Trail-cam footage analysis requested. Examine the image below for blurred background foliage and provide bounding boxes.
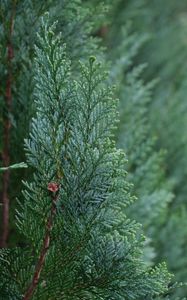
[107,1,187,298]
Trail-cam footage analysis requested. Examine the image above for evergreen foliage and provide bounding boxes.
[0,16,172,300]
[0,0,108,246]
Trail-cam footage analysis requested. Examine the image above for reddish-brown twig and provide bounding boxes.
[23,189,59,300]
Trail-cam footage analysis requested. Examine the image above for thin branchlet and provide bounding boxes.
[23,187,60,300]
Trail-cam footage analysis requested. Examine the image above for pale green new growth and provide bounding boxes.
[0,163,28,172]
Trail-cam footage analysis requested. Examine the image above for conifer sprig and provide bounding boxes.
[0,13,172,300]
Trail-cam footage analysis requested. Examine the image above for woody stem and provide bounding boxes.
[23,192,58,300]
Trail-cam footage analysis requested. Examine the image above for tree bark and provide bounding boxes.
[0,3,16,248]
